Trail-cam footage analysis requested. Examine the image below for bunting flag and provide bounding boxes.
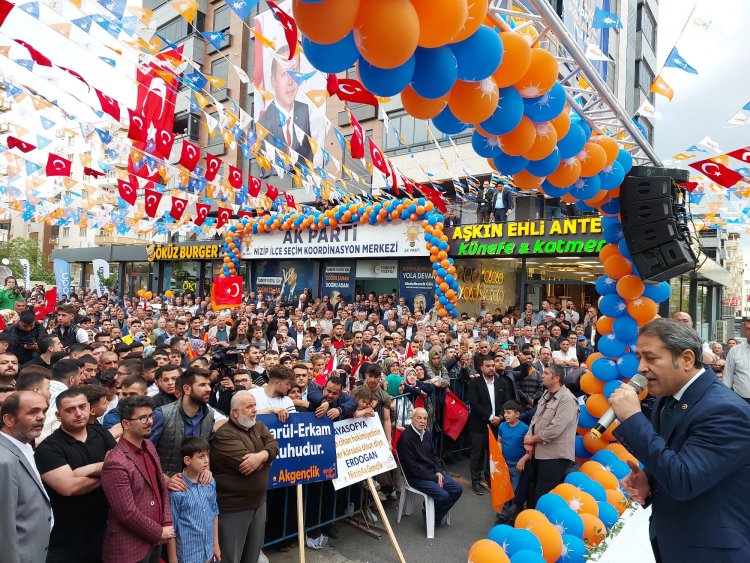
[419,183,448,212]
[665,47,698,74]
[211,275,243,310]
[45,154,72,177]
[727,146,750,164]
[194,202,211,225]
[0,0,14,27]
[118,176,138,205]
[284,191,296,209]
[205,153,222,181]
[227,0,257,21]
[689,158,743,188]
[14,39,52,67]
[350,112,365,159]
[442,389,468,440]
[266,1,298,60]
[368,138,388,173]
[327,74,378,107]
[155,129,175,159]
[227,165,242,189]
[248,174,262,197]
[592,7,623,29]
[488,426,515,512]
[95,89,121,121]
[127,110,149,143]
[7,136,36,152]
[169,196,187,219]
[83,167,105,179]
[179,140,201,170]
[266,183,279,202]
[170,0,198,23]
[650,76,674,101]
[143,187,162,217]
[216,206,231,228]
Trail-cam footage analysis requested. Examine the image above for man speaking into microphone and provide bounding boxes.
[609,318,750,562]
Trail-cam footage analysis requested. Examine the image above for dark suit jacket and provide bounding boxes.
[464,373,514,433]
[614,369,750,562]
[101,438,171,563]
[491,189,514,210]
[258,100,313,163]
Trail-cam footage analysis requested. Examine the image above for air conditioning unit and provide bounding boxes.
[715,320,729,343]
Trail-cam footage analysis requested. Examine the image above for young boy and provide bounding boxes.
[352,386,376,418]
[496,400,530,524]
[168,437,221,563]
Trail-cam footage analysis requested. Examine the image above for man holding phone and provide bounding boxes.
[6,310,45,365]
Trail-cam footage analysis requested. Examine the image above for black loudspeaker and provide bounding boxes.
[620,174,696,282]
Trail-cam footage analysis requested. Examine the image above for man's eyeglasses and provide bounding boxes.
[126,413,154,424]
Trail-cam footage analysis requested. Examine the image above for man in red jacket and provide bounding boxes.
[101,395,174,563]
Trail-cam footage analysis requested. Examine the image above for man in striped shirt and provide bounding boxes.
[723,318,750,404]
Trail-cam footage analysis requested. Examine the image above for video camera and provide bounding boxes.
[209,344,248,379]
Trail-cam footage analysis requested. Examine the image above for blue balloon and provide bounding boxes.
[480,87,524,135]
[302,33,359,74]
[492,151,529,175]
[568,175,601,201]
[550,507,585,538]
[613,315,639,342]
[603,379,622,399]
[592,357,620,382]
[643,281,671,303]
[597,501,619,530]
[616,149,633,173]
[540,180,571,198]
[571,114,592,139]
[575,200,595,213]
[595,275,617,296]
[536,493,569,518]
[564,473,606,502]
[591,450,621,469]
[599,161,625,190]
[617,237,631,258]
[609,459,632,480]
[524,82,566,122]
[557,122,587,159]
[560,534,588,563]
[488,523,514,547]
[444,274,455,284]
[575,435,591,460]
[431,106,468,135]
[578,404,598,428]
[510,550,546,563]
[472,130,503,158]
[527,148,561,176]
[450,25,503,81]
[358,55,415,97]
[505,528,542,557]
[602,222,623,244]
[599,294,627,318]
[598,334,627,359]
[601,196,620,215]
[410,46,458,99]
[437,268,447,277]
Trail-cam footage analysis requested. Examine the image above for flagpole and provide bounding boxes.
[296,484,306,563]
[366,477,406,563]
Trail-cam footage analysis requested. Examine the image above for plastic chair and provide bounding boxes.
[396,465,451,539]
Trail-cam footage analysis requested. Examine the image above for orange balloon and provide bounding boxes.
[606,489,629,515]
[605,443,639,466]
[585,394,610,419]
[603,255,633,279]
[448,78,499,124]
[570,489,599,517]
[585,190,610,207]
[591,135,619,166]
[616,275,645,300]
[601,420,620,442]
[577,142,608,177]
[516,48,558,98]
[523,122,558,160]
[499,115,536,156]
[584,466,619,491]
[550,105,571,138]
[534,522,563,563]
[552,483,582,504]
[514,509,549,530]
[293,0,362,44]
[580,371,605,395]
[513,169,544,190]
[546,158,581,187]
[598,243,621,263]
[354,0,419,69]
[627,297,658,325]
[412,0,468,47]
[586,352,605,371]
[580,513,607,547]
[401,86,450,119]
[493,32,532,87]
[582,431,608,455]
[467,539,511,563]
[453,0,489,42]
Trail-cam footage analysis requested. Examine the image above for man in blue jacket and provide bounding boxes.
[610,318,750,563]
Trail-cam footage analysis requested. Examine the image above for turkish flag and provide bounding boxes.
[369,138,388,173]
[228,165,243,189]
[59,66,87,85]
[443,389,469,440]
[205,154,222,181]
[211,275,243,310]
[136,46,182,136]
[216,207,232,228]
[34,287,57,321]
[46,154,72,177]
[128,109,149,143]
[143,187,162,217]
[688,158,742,188]
[385,159,399,195]
[266,183,279,202]
[248,174,262,197]
[267,1,298,60]
[118,176,138,205]
[238,210,254,220]
[419,183,448,213]
[727,146,750,164]
[0,0,14,28]
[7,136,35,152]
[284,191,296,208]
[350,112,365,159]
[155,129,175,159]
[95,89,121,121]
[14,39,52,67]
[169,197,187,220]
[84,167,105,179]
[194,202,211,225]
[327,74,378,107]
[179,141,201,170]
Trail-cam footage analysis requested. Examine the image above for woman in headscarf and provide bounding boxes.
[425,347,450,389]
[386,374,414,430]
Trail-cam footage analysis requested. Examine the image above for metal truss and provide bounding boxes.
[489,0,662,167]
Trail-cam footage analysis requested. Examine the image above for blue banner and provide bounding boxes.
[322,264,355,304]
[254,260,314,303]
[398,259,435,312]
[258,412,337,489]
[53,258,71,298]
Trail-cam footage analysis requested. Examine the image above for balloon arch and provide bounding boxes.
[220,1,673,560]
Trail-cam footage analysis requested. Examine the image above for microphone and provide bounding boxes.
[589,374,649,438]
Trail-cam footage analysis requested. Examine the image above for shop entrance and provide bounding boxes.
[523,280,598,314]
[357,279,398,298]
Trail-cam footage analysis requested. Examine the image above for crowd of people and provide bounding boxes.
[0,272,744,562]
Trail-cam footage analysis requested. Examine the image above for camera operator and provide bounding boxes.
[0,276,25,311]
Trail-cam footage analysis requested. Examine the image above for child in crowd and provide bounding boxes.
[168,437,220,563]
[496,400,530,524]
[352,386,376,418]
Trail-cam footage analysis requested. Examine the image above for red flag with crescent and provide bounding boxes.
[0,0,14,28]
[228,165,243,189]
[205,154,222,181]
[84,167,105,179]
[136,46,182,134]
[248,174,262,197]
[127,109,149,143]
[727,146,750,165]
[349,112,365,159]
[238,210,254,220]
[45,154,71,177]
[14,39,51,67]
[327,74,378,107]
[143,187,162,217]
[216,207,231,228]
[118,175,138,205]
[211,275,243,310]
[155,129,175,159]
[7,136,36,152]
[419,183,448,213]
[266,1,298,60]
[368,138,388,174]
[169,196,187,220]
[688,158,742,188]
[266,183,279,202]
[34,287,57,321]
[194,202,211,226]
[284,191,296,209]
[179,141,200,171]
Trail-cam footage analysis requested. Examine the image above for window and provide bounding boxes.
[62,227,70,238]
[210,59,229,100]
[635,59,654,92]
[637,3,656,48]
[635,116,654,144]
[383,112,470,154]
[210,5,231,50]
[80,227,87,237]
[157,17,191,45]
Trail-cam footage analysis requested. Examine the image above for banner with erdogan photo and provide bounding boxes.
[253,0,326,175]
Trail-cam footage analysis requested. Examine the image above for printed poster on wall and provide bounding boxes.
[399,259,435,313]
[322,264,355,304]
[254,260,314,302]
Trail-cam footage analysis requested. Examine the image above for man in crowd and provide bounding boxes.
[723,317,750,404]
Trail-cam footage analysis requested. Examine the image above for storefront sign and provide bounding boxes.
[356,260,398,279]
[146,243,221,262]
[399,260,435,311]
[447,217,605,258]
[331,415,397,491]
[260,413,337,489]
[254,261,315,300]
[322,265,355,303]
[241,223,429,259]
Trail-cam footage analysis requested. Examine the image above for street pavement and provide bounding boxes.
[266,457,496,563]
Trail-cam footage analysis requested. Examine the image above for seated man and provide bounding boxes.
[396,407,462,528]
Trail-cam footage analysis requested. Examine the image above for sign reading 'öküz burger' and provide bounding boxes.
[146,243,221,262]
[446,217,606,258]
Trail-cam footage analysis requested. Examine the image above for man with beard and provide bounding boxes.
[0,391,52,562]
[35,388,117,562]
[6,309,45,365]
[0,351,19,385]
[101,395,173,563]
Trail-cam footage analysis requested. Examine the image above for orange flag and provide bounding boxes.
[488,426,514,512]
[650,75,674,101]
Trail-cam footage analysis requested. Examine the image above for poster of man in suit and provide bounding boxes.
[253,1,326,178]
